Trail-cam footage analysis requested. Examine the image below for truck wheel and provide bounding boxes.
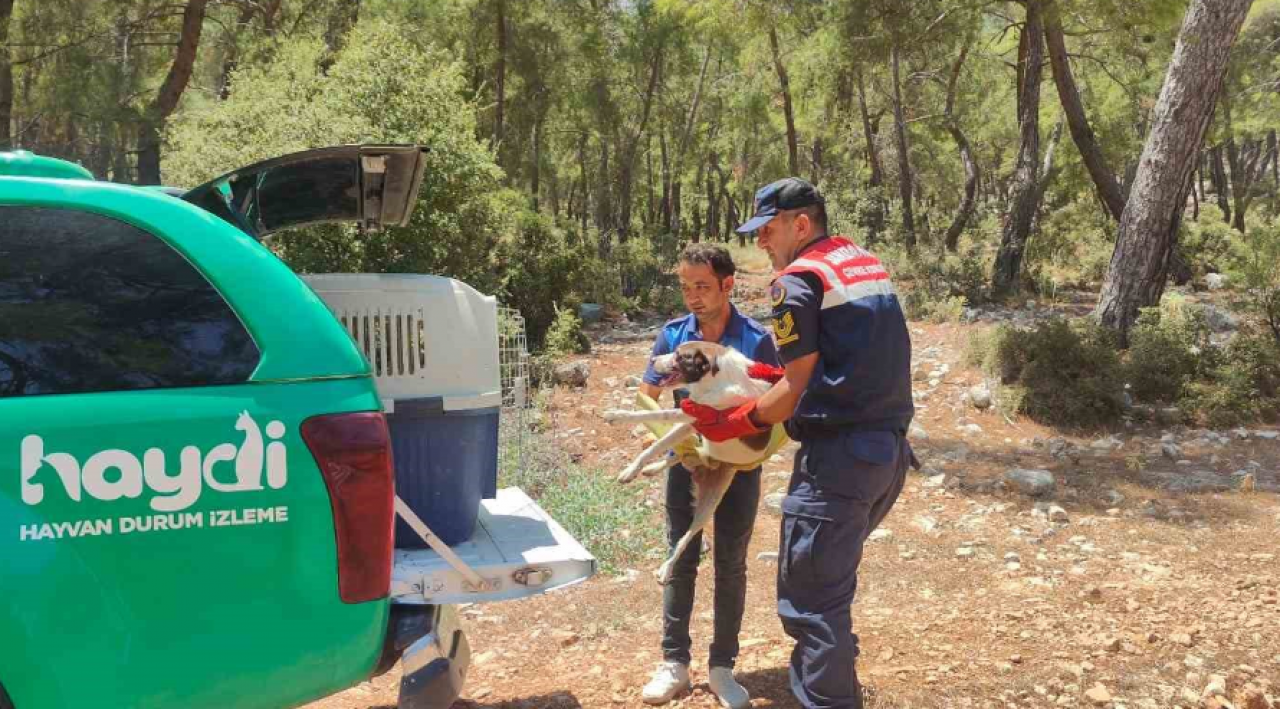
[0,682,13,709]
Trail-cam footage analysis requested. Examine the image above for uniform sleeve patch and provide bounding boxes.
[770,282,787,307]
[772,310,799,346]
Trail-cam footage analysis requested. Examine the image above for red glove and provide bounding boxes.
[746,362,785,383]
[680,399,764,442]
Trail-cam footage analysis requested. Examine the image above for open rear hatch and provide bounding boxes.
[392,488,596,605]
[182,145,427,239]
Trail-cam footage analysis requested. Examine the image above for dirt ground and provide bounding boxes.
[308,266,1280,709]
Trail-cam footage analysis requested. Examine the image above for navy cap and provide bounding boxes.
[736,177,825,234]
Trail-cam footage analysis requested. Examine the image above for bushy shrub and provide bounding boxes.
[1179,206,1235,280]
[1028,198,1115,288]
[496,209,596,344]
[1183,327,1280,426]
[166,24,510,292]
[1125,294,1214,403]
[1226,220,1280,345]
[892,242,988,322]
[972,319,1124,427]
[543,305,591,356]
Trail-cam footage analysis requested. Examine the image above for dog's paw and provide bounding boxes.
[602,409,629,422]
[616,466,640,484]
[656,559,675,586]
[640,459,669,477]
[652,353,676,374]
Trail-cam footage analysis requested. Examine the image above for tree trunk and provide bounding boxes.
[1095,0,1254,343]
[890,43,915,248]
[705,160,718,242]
[616,45,664,241]
[855,69,885,241]
[321,0,360,69]
[992,0,1046,295]
[0,0,13,149]
[531,117,541,211]
[1271,129,1279,183]
[1227,136,1248,232]
[1210,145,1231,222]
[596,140,611,245]
[769,26,799,176]
[577,134,589,235]
[711,151,738,230]
[660,128,671,229]
[811,135,823,187]
[943,42,979,252]
[672,47,711,235]
[1191,166,1200,220]
[1044,1,1127,221]
[493,0,506,153]
[136,0,208,185]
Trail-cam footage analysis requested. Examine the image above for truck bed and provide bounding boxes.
[391,487,597,605]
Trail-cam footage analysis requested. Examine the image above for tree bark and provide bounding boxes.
[493,0,506,152]
[0,0,13,150]
[710,151,739,231]
[670,47,711,236]
[890,42,915,248]
[769,26,799,176]
[1094,0,1254,343]
[531,117,541,211]
[1210,145,1231,222]
[136,0,208,185]
[943,42,979,252]
[855,69,886,241]
[616,45,664,241]
[321,0,360,69]
[1271,129,1279,183]
[1044,1,1127,221]
[992,0,1046,295]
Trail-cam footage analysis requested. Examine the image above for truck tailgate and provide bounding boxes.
[391,487,597,605]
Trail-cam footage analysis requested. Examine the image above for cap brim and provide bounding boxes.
[736,213,776,234]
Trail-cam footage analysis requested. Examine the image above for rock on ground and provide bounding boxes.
[553,361,591,387]
[1004,468,1056,497]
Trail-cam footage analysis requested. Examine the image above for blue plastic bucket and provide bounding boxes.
[386,398,499,548]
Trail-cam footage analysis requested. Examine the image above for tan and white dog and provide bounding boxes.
[603,341,777,584]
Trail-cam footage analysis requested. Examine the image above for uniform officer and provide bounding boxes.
[680,178,916,709]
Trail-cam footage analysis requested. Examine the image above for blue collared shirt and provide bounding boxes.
[642,305,780,386]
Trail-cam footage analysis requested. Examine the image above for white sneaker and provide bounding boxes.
[641,661,690,705]
[708,666,750,709]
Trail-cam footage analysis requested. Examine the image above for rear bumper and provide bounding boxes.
[373,604,470,709]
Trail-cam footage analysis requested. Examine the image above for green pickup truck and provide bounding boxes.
[0,147,595,709]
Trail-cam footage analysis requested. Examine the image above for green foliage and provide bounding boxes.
[496,209,594,344]
[167,24,510,293]
[1180,207,1236,280]
[973,319,1125,427]
[543,305,590,357]
[499,410,661,574]
[887,242,987,322]
[1183,327,1280,426]
[1225,220,1280,345]
[1125,294,1214,403]
[1028,198,1114,288]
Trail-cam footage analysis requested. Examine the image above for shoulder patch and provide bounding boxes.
[770,282,787,307]
[772,310,799,346]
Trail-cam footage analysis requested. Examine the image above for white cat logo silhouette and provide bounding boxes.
[20,412,288,512]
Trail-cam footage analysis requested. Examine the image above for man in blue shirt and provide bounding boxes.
[681,178,916,709]
[636,244,779,709]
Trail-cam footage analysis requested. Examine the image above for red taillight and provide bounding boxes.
[301,412,395,604]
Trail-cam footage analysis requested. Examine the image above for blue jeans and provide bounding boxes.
[777,431,911,709]
[661,463,761,669]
